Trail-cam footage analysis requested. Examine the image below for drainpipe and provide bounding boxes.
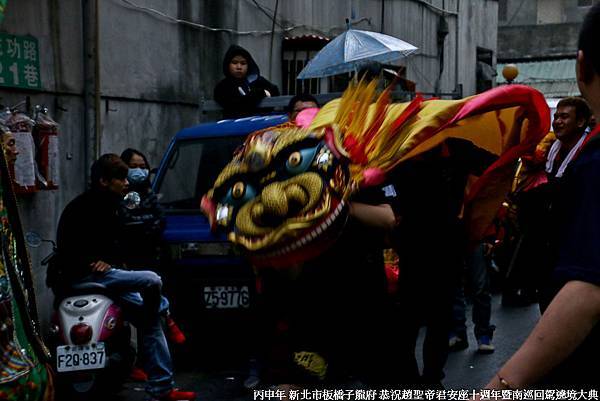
[268,0,279,78]
[435,15,449,95]
[455,0,460,96]
[381,0,385,33]
[82,0,101,185]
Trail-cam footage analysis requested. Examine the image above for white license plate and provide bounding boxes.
[56,343,106,372]
[203,285,250,309]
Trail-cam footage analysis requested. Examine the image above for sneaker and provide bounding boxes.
[243,374,260,390]
[448,334,468,352]
[155,388,197,401]
[129,366,148,382]
[165,316,186,345]
[477,335,495,354]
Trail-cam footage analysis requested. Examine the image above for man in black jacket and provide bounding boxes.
[56,154,195,401]
[214,44,280,119]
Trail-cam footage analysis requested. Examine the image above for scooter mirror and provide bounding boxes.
[25,231,42,248]
[124,191,141,210]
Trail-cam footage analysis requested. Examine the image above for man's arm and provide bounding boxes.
[349,202,396,230]
[486,279,600,389]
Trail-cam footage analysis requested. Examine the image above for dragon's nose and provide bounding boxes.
[261,182,288,217]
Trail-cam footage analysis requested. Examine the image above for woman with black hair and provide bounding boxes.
[119,149,185,346]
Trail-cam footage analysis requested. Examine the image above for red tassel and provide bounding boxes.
[389,94,424,136]
[343,135,368,165]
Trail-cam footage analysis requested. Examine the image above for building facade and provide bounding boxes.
[496,0,597,98]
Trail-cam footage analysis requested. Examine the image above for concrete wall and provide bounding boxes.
[497,0,588,61]
[500,0,591,26]
[498,22,581,59]
[498,0,538,26]
[537,0,562,24]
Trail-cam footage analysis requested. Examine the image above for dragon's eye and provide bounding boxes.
[288,151,302,167]
[232,182,245,199]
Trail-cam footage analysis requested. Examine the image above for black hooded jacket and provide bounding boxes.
[55,188,125,282]
[214,45,280,119]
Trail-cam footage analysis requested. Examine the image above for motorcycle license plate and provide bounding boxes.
[56,343,106,372]
[203,285,250,309]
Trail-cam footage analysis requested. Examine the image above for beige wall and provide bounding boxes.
[537,0,563,24]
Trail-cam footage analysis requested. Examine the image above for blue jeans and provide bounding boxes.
[452,244,495,339]
[78,268,174,396]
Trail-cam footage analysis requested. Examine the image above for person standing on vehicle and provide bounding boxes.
[55,154,196,401]
[214,45,280,119]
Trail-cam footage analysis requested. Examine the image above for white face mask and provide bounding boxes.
[127,168,149,184]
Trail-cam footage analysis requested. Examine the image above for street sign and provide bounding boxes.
[0,33,41,90]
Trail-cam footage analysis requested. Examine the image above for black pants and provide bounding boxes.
[394,241,462,386]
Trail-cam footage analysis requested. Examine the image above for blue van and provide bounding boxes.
[152,114,287,357]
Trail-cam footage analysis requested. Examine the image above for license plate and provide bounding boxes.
[203,285,250,309]
[56,343,106,372]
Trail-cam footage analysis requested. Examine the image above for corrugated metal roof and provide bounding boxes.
[497,59,580,97]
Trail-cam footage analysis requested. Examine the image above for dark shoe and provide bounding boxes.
[476,335,495,354]
[448,333,468,352]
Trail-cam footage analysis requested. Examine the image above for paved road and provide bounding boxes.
[111,295,540,400]
[440,296,540,390]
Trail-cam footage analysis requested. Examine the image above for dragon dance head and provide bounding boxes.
[202,80,550,268]
[201,121,353,267]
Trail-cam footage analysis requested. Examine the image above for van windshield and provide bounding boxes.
[155,136,245,210]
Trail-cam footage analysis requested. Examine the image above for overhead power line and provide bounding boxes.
[115,0,371,37]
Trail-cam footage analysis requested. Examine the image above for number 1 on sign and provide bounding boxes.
[8,62,18,85]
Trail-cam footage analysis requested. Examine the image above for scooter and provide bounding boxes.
[47,280,135,398]
[27,243,140,395]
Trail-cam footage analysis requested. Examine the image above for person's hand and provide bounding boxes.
[264,89,271,97]
[90,260,111,273]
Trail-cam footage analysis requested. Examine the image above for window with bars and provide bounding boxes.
[281,35,329,95]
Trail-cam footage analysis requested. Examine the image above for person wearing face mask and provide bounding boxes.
[119,148,166,270]
[119,149,186,362]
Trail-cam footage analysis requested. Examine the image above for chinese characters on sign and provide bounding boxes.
[0,33,41,90]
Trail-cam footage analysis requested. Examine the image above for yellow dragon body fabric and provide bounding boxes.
[202,81,550,268]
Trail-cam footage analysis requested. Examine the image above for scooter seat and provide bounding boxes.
[69,282,109,293]
[53,282,112,309]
